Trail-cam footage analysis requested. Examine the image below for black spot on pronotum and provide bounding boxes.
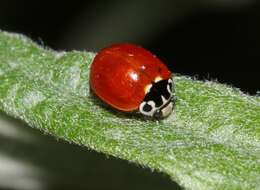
[143,103,152,112]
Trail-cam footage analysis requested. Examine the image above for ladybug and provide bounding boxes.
[90,43,174,119]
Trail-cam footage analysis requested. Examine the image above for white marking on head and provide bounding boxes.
[144,84,152,94]
[154,76,163,83]
[161,102,173,117]
[168,78,172,83]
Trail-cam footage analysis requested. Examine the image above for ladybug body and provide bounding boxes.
[90,44,174,119]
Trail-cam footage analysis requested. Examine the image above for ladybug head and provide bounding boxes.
[139,78,174,119]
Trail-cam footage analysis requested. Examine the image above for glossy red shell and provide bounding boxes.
[90,44,172,111]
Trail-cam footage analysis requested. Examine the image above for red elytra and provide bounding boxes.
[90,43,172,116]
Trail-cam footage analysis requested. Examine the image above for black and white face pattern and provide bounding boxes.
[139,77,173,119]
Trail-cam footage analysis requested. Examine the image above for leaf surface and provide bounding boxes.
[0,31,259,190]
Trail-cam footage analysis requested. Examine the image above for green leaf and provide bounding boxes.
[0,30,259,190]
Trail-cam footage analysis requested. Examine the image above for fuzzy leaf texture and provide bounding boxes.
[0,31,259,190]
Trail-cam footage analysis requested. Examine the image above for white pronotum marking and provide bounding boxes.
[161,102,173,118]
[167,84,171,93]
[139,100,156,116]
[144,84,152,94]
[154,76,162,83]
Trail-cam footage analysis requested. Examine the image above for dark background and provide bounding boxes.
[0,0,259,190]
[1,0,259,94]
